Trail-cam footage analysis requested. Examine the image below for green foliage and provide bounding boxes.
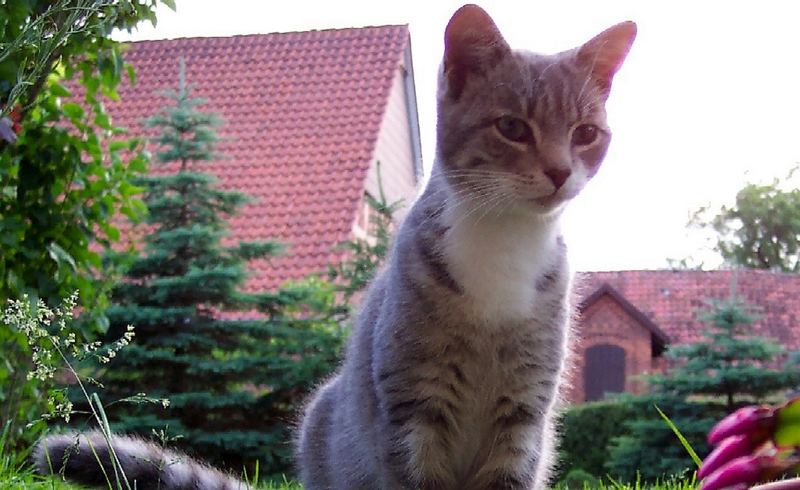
[654,295,800,409]
[88,68,343,479]
[556,399,637,480]
[691,168,800,271]
[559,468,601,489]
[0,0,166,331]
[0,0,165,462]
[607,293,799,482]
[328,162,402,307]
[607,396,716,484]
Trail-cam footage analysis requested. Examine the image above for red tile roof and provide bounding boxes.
[578,270,800,351]
[108,26,410,290]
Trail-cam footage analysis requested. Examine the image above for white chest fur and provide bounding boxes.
[442,204,562,325]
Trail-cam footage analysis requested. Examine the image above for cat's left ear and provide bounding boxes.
[577,21,637,97]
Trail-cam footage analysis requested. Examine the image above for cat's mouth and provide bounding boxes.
[532,193,560,208]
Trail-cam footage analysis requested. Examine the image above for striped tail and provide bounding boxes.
[35,431,251,489]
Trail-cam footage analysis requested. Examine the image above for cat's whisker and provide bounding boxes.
[447,181,508,201]
[447,181,509,205]
[474,191,513,226]
[450,187,512,230]
[432,168,516,179]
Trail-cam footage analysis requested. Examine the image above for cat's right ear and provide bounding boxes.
[443,4,510,100]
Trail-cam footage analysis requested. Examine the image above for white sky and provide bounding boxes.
[117,1,800,272]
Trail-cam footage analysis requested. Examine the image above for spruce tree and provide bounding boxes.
[96,62,341,476]
[607,291,800,482]
[658,295,800,409]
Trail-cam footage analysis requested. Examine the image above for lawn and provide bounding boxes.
[0,469,694,490]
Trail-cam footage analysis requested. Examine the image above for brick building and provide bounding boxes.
[566,270,800,403]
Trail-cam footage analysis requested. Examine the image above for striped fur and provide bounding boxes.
[35,431,249,489]
[296,5,635,490]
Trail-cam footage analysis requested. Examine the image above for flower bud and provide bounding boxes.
[700,455,763,490]
[709,406,775,445]
[699,435,756,480]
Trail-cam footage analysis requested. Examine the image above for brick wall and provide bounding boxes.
[565,294,659,403]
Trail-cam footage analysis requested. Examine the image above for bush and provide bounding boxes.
[555,399,637,480]
[559,468,600,489]
[606,395,720,483]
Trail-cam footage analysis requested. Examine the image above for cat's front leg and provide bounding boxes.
[374,363,461,489]
[464,398,546,490]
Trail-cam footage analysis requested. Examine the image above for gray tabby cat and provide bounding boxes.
[33,5,634,490]
[296,4,635,490]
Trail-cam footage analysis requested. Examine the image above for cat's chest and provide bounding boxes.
[442,214,563,325]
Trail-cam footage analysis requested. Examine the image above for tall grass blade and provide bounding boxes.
[655,404,702,468]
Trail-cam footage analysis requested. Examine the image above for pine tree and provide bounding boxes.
[95,62,341,476]
[607,290,800,482]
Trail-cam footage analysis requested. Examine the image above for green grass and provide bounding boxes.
[554,479,697,490]
[0,470,303,490]
[0,467,694,490]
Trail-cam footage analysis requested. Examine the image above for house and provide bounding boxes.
[567,269,800,403]
[107,25,422,290]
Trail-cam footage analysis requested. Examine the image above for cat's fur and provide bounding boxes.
[33,5,635,490]
[35,431,248,489]
[296,5,635,490]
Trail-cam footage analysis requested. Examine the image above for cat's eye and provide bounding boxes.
[495,116,532,143]
[572,124,599,146]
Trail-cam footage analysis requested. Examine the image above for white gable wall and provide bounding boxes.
[355,44,421,238]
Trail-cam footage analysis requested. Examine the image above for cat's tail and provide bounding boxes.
[34,431,251,489]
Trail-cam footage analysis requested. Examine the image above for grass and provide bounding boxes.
[0,470,696,490]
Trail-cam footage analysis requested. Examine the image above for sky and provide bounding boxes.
[117,1,800,272]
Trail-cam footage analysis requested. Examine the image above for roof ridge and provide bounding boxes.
[579,269,800,277]
[123,24,409,45]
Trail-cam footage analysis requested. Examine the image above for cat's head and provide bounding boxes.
[435,4,636,217]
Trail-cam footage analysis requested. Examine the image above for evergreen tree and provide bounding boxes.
[327,162,401,316]
[607,291,800,482]
[658,295,800,409]
[95,62,341,476]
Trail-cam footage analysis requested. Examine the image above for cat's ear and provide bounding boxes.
[443,4,511,99]
[577,21,637,97]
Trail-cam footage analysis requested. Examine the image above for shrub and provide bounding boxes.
[555,398,636,480]
[559,468,600,489]
[606,396,719,483]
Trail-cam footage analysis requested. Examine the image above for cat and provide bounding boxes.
[295,4,635,490]
[33,4,635,490]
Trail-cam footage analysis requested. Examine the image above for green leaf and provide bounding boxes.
[655,404,702,468]
[47,242,78,273]
[776,398,800,447]
[162,0,177,11]
[62,102,84,120]
[50,82,72,97]
[126,63,137,86]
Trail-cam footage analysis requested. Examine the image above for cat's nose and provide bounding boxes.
[544,168,571,190]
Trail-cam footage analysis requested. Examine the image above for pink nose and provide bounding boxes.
[545,168,571,190]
